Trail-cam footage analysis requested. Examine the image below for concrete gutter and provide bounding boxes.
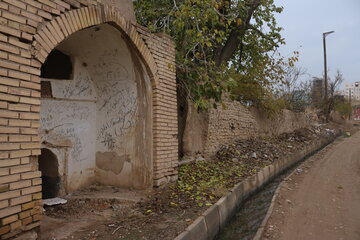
[174,135,338,240]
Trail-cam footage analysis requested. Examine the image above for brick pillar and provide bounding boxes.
[136,25,179,186]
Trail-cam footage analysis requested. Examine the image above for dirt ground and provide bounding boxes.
[40,188,204,240]
[263,131,360,240]
[38,124,340,240]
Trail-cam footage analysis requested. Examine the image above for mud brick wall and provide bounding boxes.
[205,101,257,154]
[183,99,316,157]
[0,0,177,238]
[204,101,315,155]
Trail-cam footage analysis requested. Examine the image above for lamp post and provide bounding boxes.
[323,31,334,102]
[349,88,352,120]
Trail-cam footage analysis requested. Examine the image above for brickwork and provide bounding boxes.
[184,99,316,157]
[0,0,177,238]
[136,26,178,185]
[204,102,316,155]
[205,101,257,154]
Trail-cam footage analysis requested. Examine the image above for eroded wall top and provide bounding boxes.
[97,0,136,22]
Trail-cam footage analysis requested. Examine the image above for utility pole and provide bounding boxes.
[323,31,335,102]
[323,31,334,122]
[349,88,352,120]
[349,88,352,103]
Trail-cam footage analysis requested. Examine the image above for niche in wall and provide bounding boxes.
[41,49,73,80]
[39,149,60,199]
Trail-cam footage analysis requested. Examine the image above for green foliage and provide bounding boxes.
[173,158,263,207]
[134,0,290,110]
[176,160,229,207]
[334,99,352,118]
[231,77,287,115]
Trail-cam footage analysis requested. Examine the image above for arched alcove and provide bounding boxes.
[39,149,60,199]
[40,23,153,193]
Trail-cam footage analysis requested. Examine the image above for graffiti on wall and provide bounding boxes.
[40,101,96,163]
[61,72,95,99]
[92,51,137,152]
[96,86,137,151]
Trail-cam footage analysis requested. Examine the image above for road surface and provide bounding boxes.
[263,132,360,240]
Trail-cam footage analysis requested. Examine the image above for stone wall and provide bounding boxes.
[0,0,177,238]
[183,100,317,157]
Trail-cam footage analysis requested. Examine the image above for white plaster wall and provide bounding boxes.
[40,24,152,193]
[50,59,97,101]
[41,58,97,192]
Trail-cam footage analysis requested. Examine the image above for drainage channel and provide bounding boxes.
[216,153,315,240]
[216,173,284,240]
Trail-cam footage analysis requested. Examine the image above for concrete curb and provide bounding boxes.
[174,136,338,240]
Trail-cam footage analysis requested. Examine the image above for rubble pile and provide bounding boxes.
[216,125,334,167]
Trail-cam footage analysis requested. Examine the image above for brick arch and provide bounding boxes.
[32,4,159,86]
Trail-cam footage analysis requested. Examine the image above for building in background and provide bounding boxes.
[311,78,324,108]
[353,107,360,121]
[339,82,360,101]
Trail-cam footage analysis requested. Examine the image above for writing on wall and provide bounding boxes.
[40,101,96,163]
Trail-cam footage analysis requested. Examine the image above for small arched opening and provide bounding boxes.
[39,148,60,199]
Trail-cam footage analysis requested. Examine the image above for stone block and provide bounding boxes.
[268,164,276,180]
[10,195,32,206]
[21,186,41,195]
[9,150,31,158]
[249,175,257,190]
[185,216,208,240]
[9,180,31,190]
[256,170,264,188]
[231,182,245,206]
[262,166,270,183]
[0,190,20,201]
[0,225,10,235]
[243,177,252,198]
[0,205,21,218]
[2,214,18,225]
[0,174,20,184]
[217,192,237,230]
[202,205,220,240]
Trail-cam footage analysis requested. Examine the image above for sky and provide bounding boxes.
[274,0,360,89]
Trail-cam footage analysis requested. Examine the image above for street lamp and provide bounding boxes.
[323,31,334,102]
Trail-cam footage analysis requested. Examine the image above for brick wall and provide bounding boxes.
[136,26,178,185]
[205,101,257,154]
[0,1,177,238]
[183,99,316,157]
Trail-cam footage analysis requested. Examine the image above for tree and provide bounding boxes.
[312,70,345,120]
[326,70,345,117]
[276,66,312,111]
[334,98,352,119]
[328,70,344,98]
[134,0,290,109]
